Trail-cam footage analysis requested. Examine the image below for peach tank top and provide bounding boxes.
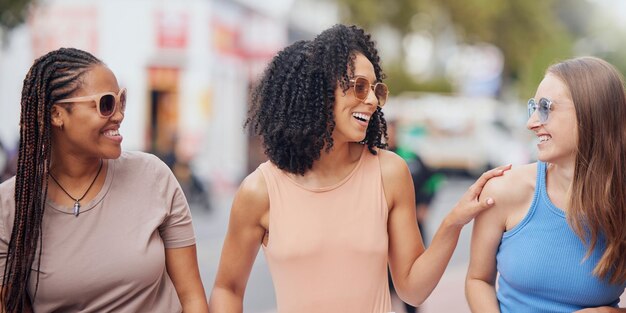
[259,146,392,313]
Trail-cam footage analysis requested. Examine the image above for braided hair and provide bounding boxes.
[246,24,388,175]
[1,47,102,312]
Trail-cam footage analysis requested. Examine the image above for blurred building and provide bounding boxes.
[0,0,291,189]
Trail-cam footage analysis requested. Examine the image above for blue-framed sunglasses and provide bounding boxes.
[527,97,553,124]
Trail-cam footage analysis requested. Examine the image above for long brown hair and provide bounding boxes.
[1,48,101,312]
[548,56,626,284]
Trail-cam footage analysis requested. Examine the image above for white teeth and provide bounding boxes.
[539,135,550,142]
[352,112,370,122]
[104,129,120,136]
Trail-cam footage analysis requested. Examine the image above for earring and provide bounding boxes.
[59,124,64,131]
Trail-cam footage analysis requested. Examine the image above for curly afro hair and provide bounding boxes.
[246,24,388,175]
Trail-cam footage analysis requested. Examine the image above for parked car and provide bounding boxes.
[389,93,530,177]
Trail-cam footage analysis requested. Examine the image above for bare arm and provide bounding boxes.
[208,170,268,313]
[383,150,510,305]
[465,181,507,312]
[465,164,536,312]
[165,245,209,312]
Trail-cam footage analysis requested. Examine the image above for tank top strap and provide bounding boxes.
[536,161,547,197]
[502,162,544,238]
[358,146,382,179]
[347,146,384,195]
[536,161,567,217]
[258,161,280,197]
[356,147,389,216]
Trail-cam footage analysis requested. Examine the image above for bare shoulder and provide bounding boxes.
[378,148,411,178]
[377,149,413,209]
[231,168,269,221]
[238,168,269,200]
[479,163,537,216]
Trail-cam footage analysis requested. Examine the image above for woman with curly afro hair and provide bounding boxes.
[209,24,510,312]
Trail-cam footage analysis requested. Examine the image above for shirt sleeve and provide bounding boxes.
[0,179,15,282]
[0,224,7,282]
[158,169,196,249]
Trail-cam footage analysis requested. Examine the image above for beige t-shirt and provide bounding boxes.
[0,151,196,312]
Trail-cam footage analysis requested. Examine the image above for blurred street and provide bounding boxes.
[2,1,626,311]
[192,176,476,313]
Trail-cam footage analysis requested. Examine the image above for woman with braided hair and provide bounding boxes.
[0,48,208,312]
[209,24,510,312]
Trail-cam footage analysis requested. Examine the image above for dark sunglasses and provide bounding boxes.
[349,76,389,107]
[56,88,127,118]
[527,97,552,124]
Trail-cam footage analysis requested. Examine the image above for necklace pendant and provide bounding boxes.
[73,201,80,217]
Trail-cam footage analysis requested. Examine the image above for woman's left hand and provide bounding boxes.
[446,164,512,226]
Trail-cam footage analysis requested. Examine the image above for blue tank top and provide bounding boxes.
[496,162,625,313]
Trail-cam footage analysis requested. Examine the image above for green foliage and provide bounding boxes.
[385,61,452,95]
[338,0,429,35]
[441,0,575,96]
[336,0,582,97]
[0,0,33,30]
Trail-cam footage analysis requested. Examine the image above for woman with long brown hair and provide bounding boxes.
[466,56,626,312]
[0,48,208,313]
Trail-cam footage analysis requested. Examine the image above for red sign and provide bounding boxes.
[156,10,189,50]
[29,5,99,58]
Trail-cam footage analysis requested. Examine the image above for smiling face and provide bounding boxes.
[332,52,380,144]
[526,73,578,165]
[51,64,125,159]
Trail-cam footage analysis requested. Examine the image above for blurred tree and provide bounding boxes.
[0,0,34,45]
[337,0,587,97]
[564,1,626,77]
[436,0,578,97]
[337,0,447,94]
[337,0,430,36]
[384,61,452,94]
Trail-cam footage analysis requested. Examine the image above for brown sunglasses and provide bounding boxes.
[349,76,388,107]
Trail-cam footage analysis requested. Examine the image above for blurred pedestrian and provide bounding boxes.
[209,24,510,313]
[0,48,208,313]
[466,57,626,312]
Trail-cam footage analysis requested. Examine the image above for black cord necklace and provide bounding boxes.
[49,159,103,217]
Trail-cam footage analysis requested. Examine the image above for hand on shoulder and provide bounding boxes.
[443,164,513,227]
[479,163,535,204]
[476,163,537,230]
[479,163,537,221]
